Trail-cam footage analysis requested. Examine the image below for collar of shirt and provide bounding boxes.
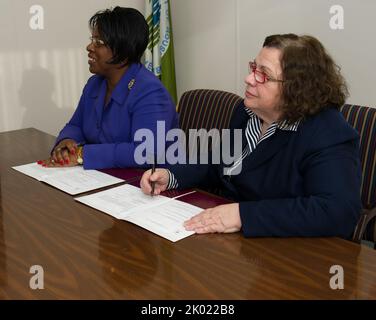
[243,106,300,152]
[243,106,300,132]
[225,106,301,176]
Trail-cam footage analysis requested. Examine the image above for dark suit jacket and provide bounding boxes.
[170,103,362,238]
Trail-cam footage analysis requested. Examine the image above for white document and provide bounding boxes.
[76,184,172,219]
[12,162,77,181]
[12,162,124,195]
[125,200,199,242]
[76,184,201,242]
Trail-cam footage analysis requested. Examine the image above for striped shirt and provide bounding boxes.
[167,106,300,189]
[225,107,300,176]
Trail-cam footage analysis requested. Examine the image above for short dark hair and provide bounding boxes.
[89,7,149,65]
[263,34,348,123]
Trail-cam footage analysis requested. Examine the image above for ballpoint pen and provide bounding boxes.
[150,158,156,196]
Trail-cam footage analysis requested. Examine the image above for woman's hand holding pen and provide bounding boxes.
[140,168,169,196]
[38,139,79,167]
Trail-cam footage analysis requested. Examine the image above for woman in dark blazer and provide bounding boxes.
[140,34,361,239]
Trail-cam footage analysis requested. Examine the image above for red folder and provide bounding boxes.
[102,168,232,210]
[176,189,232,209]
[158,188,232,209]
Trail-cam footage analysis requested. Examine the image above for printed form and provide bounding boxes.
[76,184,201,242]
[12,162,124,195]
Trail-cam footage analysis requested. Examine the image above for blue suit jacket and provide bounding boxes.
[55,63,178,169]
[169,103,362,238]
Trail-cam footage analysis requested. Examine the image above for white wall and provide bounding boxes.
[171,0,376,107]
[170,0,238,94]
[0,0,143,135]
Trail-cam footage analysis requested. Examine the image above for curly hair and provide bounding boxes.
[263,34,348,123]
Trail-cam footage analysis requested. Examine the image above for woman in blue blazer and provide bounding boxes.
[39,7,178,169]
[140,34,361,239]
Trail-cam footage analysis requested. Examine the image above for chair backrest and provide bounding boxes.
[339,104,376,210]
[177,89,243,133]
[177,89,243,154]
[177,97,375,203]
[177,89,242,195]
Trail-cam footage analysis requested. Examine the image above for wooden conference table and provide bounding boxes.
[0,128,375,299]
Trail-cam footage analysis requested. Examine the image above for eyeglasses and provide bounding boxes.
[89,36,106,48]
[248,61,284,84]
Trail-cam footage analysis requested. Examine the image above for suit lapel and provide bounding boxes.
[241,129,292,172]
[220,103,296,175]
